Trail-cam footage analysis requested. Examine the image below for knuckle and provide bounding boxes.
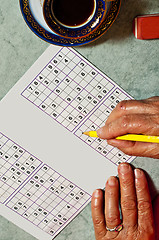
[97,229,106,239]
[138,200,152,211]
[121,198,136,211]
[121,177,134,189]
[106,189,116,198]
[117,100,130,111]
[93,216,105,227]
[120,115,131,129]
[106,215,119,225]
[116,100,127,110]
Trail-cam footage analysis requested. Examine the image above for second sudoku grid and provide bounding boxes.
[0,133,42,203]
[6,164,91,236]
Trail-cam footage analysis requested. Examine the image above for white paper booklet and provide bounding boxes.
[0,45,135,240]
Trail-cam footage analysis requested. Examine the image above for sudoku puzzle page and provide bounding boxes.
[0,46,135,240]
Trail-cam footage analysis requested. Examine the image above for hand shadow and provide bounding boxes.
[143,170,159,201]
[81,0,149,47]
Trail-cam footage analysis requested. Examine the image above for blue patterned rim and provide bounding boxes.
[19,0,121,47]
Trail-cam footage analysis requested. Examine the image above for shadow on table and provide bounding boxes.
[144,170,159,201]
[82,0,149,47]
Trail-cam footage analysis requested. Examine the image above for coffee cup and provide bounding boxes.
[20,0,120,46]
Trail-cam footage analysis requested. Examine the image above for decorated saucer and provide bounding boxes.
[19,0,121,47]
[43,0,107,38]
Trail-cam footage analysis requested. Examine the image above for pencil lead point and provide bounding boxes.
[82,131,89,136]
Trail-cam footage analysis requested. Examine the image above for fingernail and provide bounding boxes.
[119,163,130,174]
[108,176,116,186]
[134,169,143,178]
[107,140,116,147]
[97,127,104,137]
[92,189,100,198]
[92,189,101,206]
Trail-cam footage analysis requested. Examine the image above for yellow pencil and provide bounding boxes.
[82,131,159,143]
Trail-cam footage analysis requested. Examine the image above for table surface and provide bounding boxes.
[0,0,159,239]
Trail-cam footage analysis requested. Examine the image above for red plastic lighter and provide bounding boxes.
[133,14,159,40]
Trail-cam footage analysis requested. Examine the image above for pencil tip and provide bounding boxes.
[82,131,89,136]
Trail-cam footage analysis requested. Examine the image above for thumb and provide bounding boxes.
[97,125,109,139]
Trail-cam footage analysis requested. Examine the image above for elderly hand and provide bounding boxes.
[97,96,159,158]
[91,163,155,240]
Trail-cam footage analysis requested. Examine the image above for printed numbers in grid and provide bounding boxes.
[21,48,115,132]
[0,133,42,204]
[6,164,91,236]
[75,88,133,166]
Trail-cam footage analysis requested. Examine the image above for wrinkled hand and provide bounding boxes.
[97,96,159,158]
[91,163,155,240]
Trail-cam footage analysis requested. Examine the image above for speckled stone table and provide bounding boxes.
[0,0,159,239]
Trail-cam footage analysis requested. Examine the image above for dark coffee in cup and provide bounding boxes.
[45,0,95,28]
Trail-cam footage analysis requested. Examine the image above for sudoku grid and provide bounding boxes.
[75,88,133,165]
[0,132,91,237]
[21,47,134,166]
[0,133,42,204]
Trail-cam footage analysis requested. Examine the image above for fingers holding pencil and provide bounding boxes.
[97,114,159,140]
[105,98,159,125]
[83,97,159,159]
[82,131,159,157]
[107,139,159,158]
